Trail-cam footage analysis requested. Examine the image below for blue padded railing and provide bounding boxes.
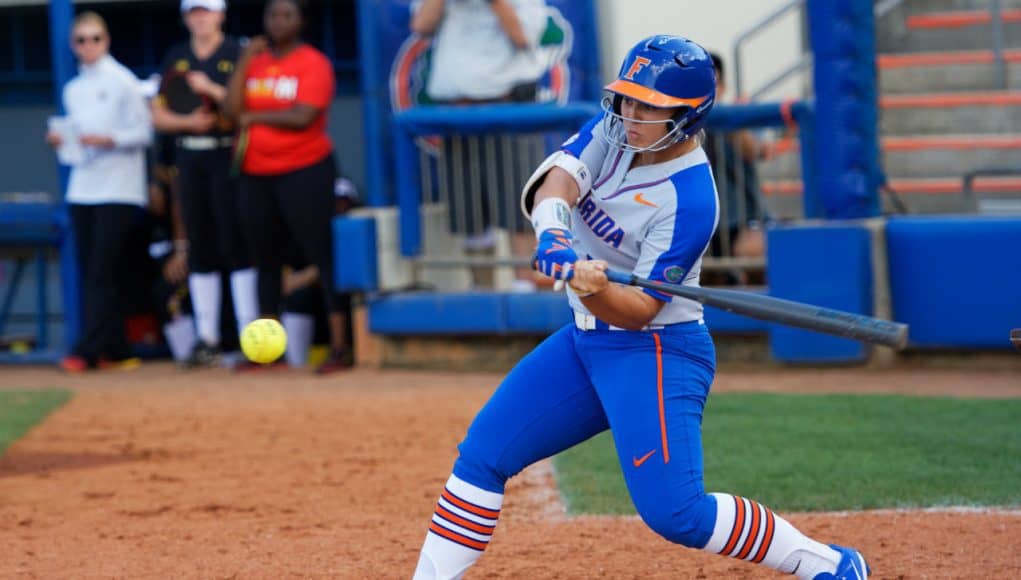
[391,100,815,258]
[391,102,600,256]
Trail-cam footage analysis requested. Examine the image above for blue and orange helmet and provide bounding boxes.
[602,35,717,152]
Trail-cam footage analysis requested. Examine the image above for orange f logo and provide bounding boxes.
[623,56,651,80]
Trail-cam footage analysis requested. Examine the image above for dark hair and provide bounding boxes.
[708,51,724,77]
[268,0,307,18]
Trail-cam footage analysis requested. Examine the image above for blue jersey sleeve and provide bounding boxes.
[633,165,719,302]
[561,111,609,179]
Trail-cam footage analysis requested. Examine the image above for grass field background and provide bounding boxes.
[554,393,1021,514]
[0,390,71,455]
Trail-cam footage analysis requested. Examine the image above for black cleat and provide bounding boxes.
[181,341,222,369]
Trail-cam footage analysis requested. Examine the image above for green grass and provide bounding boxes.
[553,393,1021,514]
[0,390,72,455]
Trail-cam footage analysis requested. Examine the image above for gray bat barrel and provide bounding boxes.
[605,270,909,349]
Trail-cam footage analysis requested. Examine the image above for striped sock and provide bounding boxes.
[413,474,503,580]
[703,493,841,579]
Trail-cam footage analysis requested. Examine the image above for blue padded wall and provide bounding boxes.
[806,0,881,219]
[368,291,768,336]
[887,217,1021,348]
[333,216,379,292]
[767,224,873,362]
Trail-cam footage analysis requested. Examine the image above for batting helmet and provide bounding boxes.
[602,35,717,152]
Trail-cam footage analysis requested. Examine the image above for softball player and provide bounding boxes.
[413,36,870,580]
[152,0,257,367]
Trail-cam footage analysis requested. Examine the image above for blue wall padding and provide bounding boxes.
[333,216,379,292]
[767,224,873,363]
[369,293,506,334]
[887,217,1021,348]
[369,291,768,336]
[704,304,768,334]
[807,0,881,219]
[504,293,574,333]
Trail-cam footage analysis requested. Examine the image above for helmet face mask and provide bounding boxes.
[600,35,716,154]
[600,95,691,153]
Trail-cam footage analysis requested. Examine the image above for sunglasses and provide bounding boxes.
[75,35,105,45]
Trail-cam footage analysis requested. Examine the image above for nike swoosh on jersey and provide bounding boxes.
[634,193,658,207]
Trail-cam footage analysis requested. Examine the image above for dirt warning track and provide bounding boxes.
[1,364,1019,578]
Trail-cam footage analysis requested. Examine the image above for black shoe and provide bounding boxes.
[181,341,222,369]
[315,349,354,375]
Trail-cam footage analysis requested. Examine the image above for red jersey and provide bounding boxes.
[242,45,335,175]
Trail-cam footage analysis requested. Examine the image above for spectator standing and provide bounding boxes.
[704,52,772,265]
[280,178,358,370]
[152,0,258,368]
[224,0,352,373]
[47,12,153,372]
[412,0,549,103]
[411,0,550,290]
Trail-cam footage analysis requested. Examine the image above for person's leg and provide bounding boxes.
[273,157,349,367]
[178,149,224,351]
[86,204,143,362]
[67,204,97,363]
[413,325,609,580]
[585,326,865,579]
[325,292,351,354]
[238,173,285,317]
[209,148,259,335]
[281,285,318,368]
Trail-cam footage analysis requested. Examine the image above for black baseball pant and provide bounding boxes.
[69,203,145,362]
[176,147,251,273]
[239,154,343,317]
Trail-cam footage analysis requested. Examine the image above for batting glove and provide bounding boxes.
[534,228,578,281]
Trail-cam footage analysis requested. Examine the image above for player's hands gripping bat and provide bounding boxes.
[534,228,578,281]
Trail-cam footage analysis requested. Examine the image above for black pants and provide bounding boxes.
[69,203,144,362]
[239,155,341,316]
[177,147,251,273]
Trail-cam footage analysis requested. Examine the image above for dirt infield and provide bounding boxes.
[2,364,1019,579]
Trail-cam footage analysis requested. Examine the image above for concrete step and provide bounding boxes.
[882,140,1021,177]
[879,49,1021,66]
[758,152,801,181]
[880,60,1021,92]
[905,7,1021,28]
[878,19,1021,52]
[761,177,1021,216]
[759,133,1021,180]
[900,0,1021,13]
[763,195,801,220]
[880,91,1021,134]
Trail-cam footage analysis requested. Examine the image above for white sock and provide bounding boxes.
[281,312,314,368]
[413,474,503,580]
[230,267,259,334]
[702,493,841,579]
[188,272,221,346]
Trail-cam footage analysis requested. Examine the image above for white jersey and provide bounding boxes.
[63,55,152,207]
[561,112,720,326]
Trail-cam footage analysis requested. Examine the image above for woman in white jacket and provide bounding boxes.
[46,11,153,372]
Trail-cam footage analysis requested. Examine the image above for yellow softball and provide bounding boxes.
[240,318,287,364]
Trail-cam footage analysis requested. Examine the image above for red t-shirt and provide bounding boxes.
[242,45,335,175]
